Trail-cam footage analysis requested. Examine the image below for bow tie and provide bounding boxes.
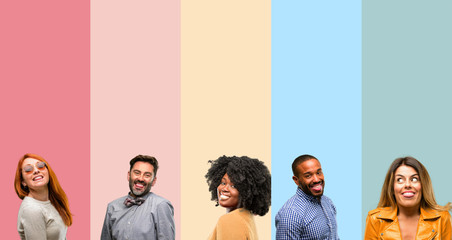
[124,197,146,207]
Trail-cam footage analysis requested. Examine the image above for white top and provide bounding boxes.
[17,196,67,240]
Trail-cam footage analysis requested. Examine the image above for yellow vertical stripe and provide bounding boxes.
[181,0,271,239]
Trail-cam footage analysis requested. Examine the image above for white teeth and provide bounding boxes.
[33,176,43,181]
[220,195,230,200]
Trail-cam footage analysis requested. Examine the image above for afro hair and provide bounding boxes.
[205,155,271,216]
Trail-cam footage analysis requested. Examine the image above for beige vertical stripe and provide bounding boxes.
[181,0,271,239]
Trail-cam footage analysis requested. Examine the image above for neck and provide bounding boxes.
[398,205,420,219]
[226,206,238,213]
[28,187,49,201]
[299,187,322,202]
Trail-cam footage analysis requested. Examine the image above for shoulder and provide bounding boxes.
[322,195,335,205]
[149,192,171,203]
[217,209,251,230]
[108,195,128,206]
[148,193,173,208]
[366,207,393,221]
[367,207,382,216]
[438,209,451,217]
[321,195,336,207]
[276,193,311,219]
[105,195,128,211]
[278,194,308,211]
[213,210,255,239]
[18,198,47,222]
[19,197,48,213]
[433,208,451,220]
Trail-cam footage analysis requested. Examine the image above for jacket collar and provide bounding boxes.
[376,206,441,221]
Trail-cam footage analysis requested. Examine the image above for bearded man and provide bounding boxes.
[275,154,339,240]
[101,155,175,240]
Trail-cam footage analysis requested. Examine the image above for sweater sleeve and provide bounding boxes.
[19,205,48,240]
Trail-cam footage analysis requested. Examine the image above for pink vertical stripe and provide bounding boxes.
[91,0,180,239]
[0,1,90,239]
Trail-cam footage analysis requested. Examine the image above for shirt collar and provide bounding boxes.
[296,187,320,203]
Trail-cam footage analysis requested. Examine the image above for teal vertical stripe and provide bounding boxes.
[272,1,361,239]
[363,1,452,235]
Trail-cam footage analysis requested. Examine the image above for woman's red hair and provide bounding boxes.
[14,153,73,226]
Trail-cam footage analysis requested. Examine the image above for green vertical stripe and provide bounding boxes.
[363,0,452,235]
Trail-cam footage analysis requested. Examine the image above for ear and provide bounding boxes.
[151,177,157,187]
[127,171,130,182]
[22,181,26,187]
[292,175,299,187]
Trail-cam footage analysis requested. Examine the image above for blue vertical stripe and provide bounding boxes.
[271,1,362,239]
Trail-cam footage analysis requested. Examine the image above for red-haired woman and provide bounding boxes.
[14,153,72,240]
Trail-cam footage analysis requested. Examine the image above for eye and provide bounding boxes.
[23,165,34,173]
[305,174,312,179]
[144,173,152,178]
[396,178,404,183]
[37,162,46,169]
[412,177,419,182]
[230,185,235,189]
[134,170,141,175]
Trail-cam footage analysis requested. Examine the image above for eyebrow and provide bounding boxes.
[395,174,419,177]
[133,170,153,175]
[303,168,322,175]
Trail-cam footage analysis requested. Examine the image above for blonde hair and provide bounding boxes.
[378,156,451,212]
[14,153,73,226]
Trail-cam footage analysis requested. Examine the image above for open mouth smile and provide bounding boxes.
[219,192,230,200]
[310,182,323,192]
[402,191,415,198]
[134,181,146,190]
[32,175,44,181]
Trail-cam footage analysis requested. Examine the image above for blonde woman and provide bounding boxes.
[365,156,451,239]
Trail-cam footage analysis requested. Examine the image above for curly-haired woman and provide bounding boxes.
[14,153,72,240]
[364,156,451,240]
[205,155,271,240]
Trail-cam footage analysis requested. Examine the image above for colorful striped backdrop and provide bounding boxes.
[2,1,451,239]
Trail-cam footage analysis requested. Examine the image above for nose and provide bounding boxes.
[137,174,145,181]
[33,166,40,174]
[313,174,320,183]
[221,184,230,192]
[404,180,412,188]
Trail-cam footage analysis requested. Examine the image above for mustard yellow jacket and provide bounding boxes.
[364,206,451,240]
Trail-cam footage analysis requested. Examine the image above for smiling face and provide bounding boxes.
[393,165,422,210]
[128,161,156,197]
[217,173,239,211]
[293,158,324,198]
[21,157,50,192]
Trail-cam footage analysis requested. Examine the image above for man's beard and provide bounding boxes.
[129,179,152,197]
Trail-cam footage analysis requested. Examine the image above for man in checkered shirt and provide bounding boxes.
[275,154,339,240]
